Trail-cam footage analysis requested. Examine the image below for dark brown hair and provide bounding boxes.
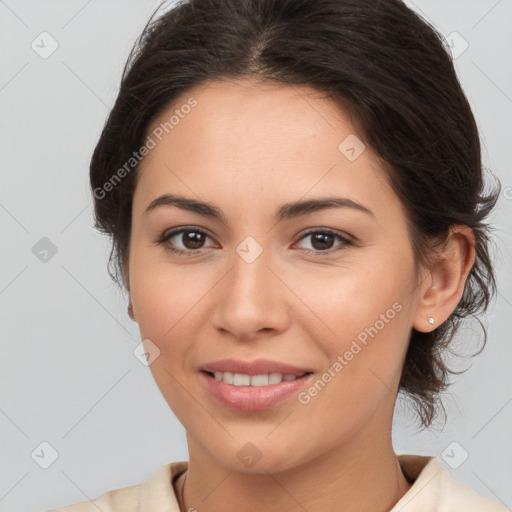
[90,0,501,428]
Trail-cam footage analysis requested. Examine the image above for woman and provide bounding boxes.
[50,0,506,510]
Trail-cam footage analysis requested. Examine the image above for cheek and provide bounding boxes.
[303,249,415,385]
[128,244,219,401]
[295,252,412,338]
[128,249,201,418]
[129,242,202,337]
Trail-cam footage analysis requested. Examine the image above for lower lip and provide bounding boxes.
[200,371,313,412]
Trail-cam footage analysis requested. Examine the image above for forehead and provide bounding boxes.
[134,79,398,223]
[152,78,356,145]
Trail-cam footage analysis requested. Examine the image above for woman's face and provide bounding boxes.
[128,79,427,473]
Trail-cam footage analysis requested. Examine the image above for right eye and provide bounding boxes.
[155,227,216,256]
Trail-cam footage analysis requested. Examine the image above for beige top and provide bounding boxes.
[48,454,508,511]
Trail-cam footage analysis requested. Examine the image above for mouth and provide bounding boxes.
[202,370,312,386]
[200,370,314,412]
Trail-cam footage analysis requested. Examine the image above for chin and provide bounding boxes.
[197,432,314,475]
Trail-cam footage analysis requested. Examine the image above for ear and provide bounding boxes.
[124,265,136,321]
[413,225,475,333]
[128,300,136,321]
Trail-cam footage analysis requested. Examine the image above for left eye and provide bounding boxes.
[295,230,352,252]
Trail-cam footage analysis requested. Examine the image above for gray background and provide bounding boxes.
[1,1,511,510]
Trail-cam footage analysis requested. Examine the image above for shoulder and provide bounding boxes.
[48,461,188,512]
[394,454,509,512]
[436,462,509,511]
[48,485,140,512]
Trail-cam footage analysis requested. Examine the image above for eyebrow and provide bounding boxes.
[143,193,374,222]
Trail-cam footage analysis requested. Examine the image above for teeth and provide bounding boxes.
[269,372,283,384]
[233,373,251,386]
[211,371,306,386]
[250,374,269,386]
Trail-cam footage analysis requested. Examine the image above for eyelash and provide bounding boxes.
[154,227,354,257]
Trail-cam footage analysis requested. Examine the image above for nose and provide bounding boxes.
[211,245,290,342]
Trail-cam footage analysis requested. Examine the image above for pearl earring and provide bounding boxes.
[427,317,435,325]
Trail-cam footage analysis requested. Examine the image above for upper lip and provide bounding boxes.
[201,358,312,376]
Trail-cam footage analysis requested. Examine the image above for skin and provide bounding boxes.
[127,78,475,512]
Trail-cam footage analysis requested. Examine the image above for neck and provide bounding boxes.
[178,413,411,512]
